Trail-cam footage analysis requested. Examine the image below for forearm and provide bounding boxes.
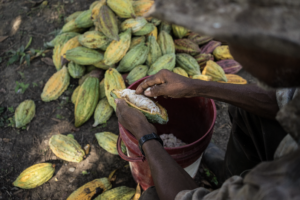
[142,136,198,200]
[190,80,279,119]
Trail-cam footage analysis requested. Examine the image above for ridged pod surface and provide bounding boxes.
[173,67,188,77]
[132,0,154,17]
[49,134,85,162]
[107,0,135,18]
[213,45,234,60]
[218,74,247,84]
[68,61,85,79]
[13,163,55,189]
[67,178,112,200]
[96,5,119,41]
[60,36,81,60]
[147,26,157,40]
[192,74,212,81]
[117,42,149,73]
[103,29,131,66]
[90,1,100,10]
[216,59,242,74]
[188,33,213,46]
[75,75,100,127]
[194,53,214,66]
[65,11,83,23]
[121,17,147,33]
[74,10,93,28]
[129,36,145,50]
[148,53,176,76]
[172,25,188,39]
[41,66,70,102]
[78,31,111,49]
[104,68,126,110]
[201,40,221,54]
[91,0,106,21]
[15,100,35,128]
[147,35,162,66]
[95,186,135,200]
[126,65,149,85]
[93,60,115,70]
[176,53,201,76]
[45,32,79,48]
[71,86,80,104]
[61,19,80,33]
[150,18,161,26]
[133,23,155,36]
[66,46,104,65]
[99,79,106,99]
[159,21,172,34]
[202,60,227,82]
[174,39,200,55]
[95,132,126,155]
[53,45,63,71]
[93,98,114,127]
[158,31,175,55]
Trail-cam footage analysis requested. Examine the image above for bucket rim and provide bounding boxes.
[120,76,217,150]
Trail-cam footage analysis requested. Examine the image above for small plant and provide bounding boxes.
[6,37,32,66]
[7,117,15,127]
[204,168,218,186]
[7,106,14,113]
[56,114,64,119]
[18,72,25,79]
[32,82,38,87]
[15,81,29,94]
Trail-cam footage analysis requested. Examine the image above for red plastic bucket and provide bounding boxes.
[117,77,216,190]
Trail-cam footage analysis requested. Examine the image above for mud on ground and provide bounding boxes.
[0,1,256,199]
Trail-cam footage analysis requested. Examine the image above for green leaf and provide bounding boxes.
[30,48,35,55]
[20,55,24,64]
[25,37,32,50]
[7,107,14,113]
[7,54,19,66]
[25,54,30,66]
[19,45,25,53]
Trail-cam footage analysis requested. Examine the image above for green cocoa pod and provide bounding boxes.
[176,53,201,76]
[78,31,112,49]
[150,18,161,26]
[96,5,119,41]
[99,79,106,99]
[173,67,188,77]
[68,61,86,79]
[117,42,149,73]
[133,23,155,36]
[129,36,145,50]
[95,132,126,155]
[107,0,135,18]
[159,21,172,34]
[121,17,147,33]
[65,11,83,23]
[93,60,115,70]
[15,100,35,128]
[66,47,104,65]
[45,32,79,48]
[74,10,94,28]
[158,31,175,55]
[148,53,176,75]
[93,98,114,127]
[146,35,162,66]
[71,86,80,104]
[172,24,188,39]
[126,65,148,85]
[94,186,135,200]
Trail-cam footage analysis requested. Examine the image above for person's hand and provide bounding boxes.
[115,99,156,140]
[136,69,195,98]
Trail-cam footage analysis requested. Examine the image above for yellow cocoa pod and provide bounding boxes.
[15,100,35,128]
[99,78,106,99]
[93,60,115,70]
[75,74,100,127]
[41,66,70,102]
[49,134,85,163]
[91,0,106,21]
[213,45,234,60]
[107,0,135,18]
[173,67,188,77]
[93,98,114,127]
[94,186,135,200]
[158,30,175,55]
[74,10,93,28]
[60,36,81,60]
[103,29,131,66]
[129,36,146,50]
[133,23,155,36]
[218,74,247,84]
[71,86,80,104]
[121,17,147,33]
[132,0,154,17]
[95,132,126,155]
[13,163,55,189]
[147,26,157,40]
[65,11,83,23]
[192,74,212,81]
[172,24,188,39]
[53,45,63,71]
[148,53,176,76]
[202,60,227,82]
[104,68,126,110]
[78,30,112,50]
[67,178,112,200]
[96,5,119,41]
[146,35,162,66]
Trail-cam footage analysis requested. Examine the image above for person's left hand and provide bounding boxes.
[115,99,156,140]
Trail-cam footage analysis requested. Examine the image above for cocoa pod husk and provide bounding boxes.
[174,39,200,55]
[188,33,213,46]
[200,40,221,54]
[216,59,242,74]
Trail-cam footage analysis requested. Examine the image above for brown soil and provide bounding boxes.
[0,1,256,199]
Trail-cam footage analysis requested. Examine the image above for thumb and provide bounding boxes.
[115,98,128,113]
[144,84,165,97]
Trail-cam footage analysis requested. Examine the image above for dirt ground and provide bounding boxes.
[0,1,256,199]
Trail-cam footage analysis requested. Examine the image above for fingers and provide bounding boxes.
[144,84,167,97]
[136,73,164,94]
[115,98,129,118]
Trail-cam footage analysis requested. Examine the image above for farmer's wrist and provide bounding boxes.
[188,78,210,97]
[134,124,157,141]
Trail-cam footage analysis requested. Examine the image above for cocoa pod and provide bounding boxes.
[129,36,146,50]
[218,74,247,84]
[202,60,227,82]
[172,25,188,39]
[107,0,135,18]
[216,59,242,74]
[158,30,175,55]
[176,53,201,76]
[94,186,135,200]
[213,45,234,60]
[173,67,188,77]
[68,61,85,79]
[174,39,200,55]
[148,53,176,75]
[93,98,114,127]
[132,0,154,17]
[188,33,213,45]
[126,65,149,85]
[200,40,221,54]
[147,35,162,66]
[15,100,35,128]
[96,5,119,41]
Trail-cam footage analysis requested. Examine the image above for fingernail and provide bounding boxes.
[114,99,119,104]
[144,90,151,96]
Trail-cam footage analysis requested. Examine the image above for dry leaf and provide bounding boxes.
[84,144,91,155]
[0,36,8,43]
[132,183,141,200]
[10,16,22,36]
[41,57,54,66]
[108,169,117,182]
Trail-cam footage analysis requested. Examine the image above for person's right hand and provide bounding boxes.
[136,69,195,98]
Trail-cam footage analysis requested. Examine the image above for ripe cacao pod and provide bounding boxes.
[148,53,176,75]
[121,17,147,33]
[61,19,82,34]
[93,98,114,127]
[174,39,200,55]
[158,31,175,55]
[95,132,126,155]
[172,25,188,39]
[103,29,131,66]
[117,42,149,73]
[216,59,242,74]
[192,74,212,81]
[173,67,188,77]
[126,65,149,85]
[218,74,247,84]
[188,33,213,45]
[94,186,135,200]
[67,178,112,200]
[107,0,135,18]
[202,60,227,82]
[201,40,221,54]
[213,45,234,60]
[78,31,112,50]
[65,11,83,23]
[41,66,70,102]
[60,36,81,61]
[194,53,214,66]
[159,21,172,34]
[71,86,80,104]
[147,26,158,40]
[15,100,35,128]
[74,9,94,28]
[176,53,201,76]
[104,68,126,110]
[99,79,106,99]
[13,163,55,189]
[134,23,155,36]
[129,36,146,50]
[132,0,154,17]
[96,5,119,41]
[66,46,104,65]
[147,35,162,66]
[93,60,115,70]
[49,134,85,162]
[53,44,63,71]
[91,0,106,21]
[90,1,101,10]
[45,32,79,48]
